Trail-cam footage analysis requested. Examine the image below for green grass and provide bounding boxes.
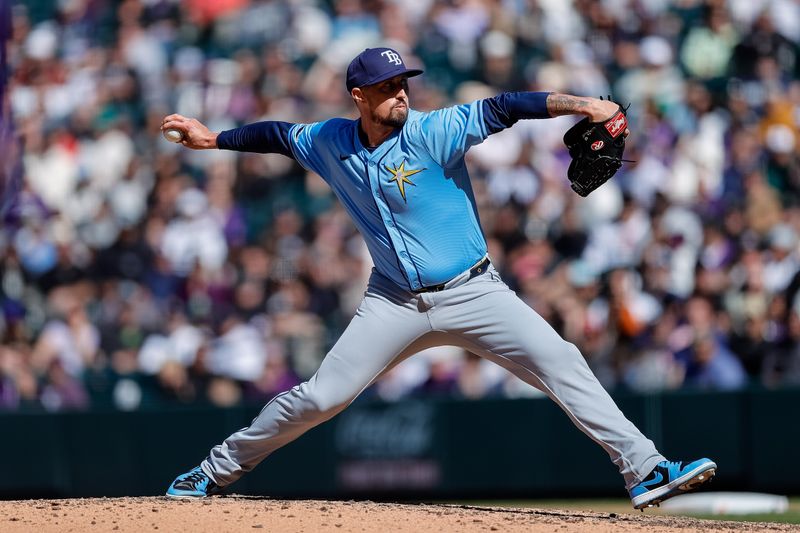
[449,498,800,524]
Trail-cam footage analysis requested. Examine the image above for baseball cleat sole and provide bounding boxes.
[165,492,211,499]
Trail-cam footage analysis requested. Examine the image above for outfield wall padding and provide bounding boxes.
[1,388,796,499]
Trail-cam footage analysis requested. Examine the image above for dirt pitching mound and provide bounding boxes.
[1,496,797,532]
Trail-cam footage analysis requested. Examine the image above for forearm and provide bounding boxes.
[545,93,606,118]
[217,121,295,157]
[481,91,616,134]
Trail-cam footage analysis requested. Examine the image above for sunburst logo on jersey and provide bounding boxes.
[385,160,424,202]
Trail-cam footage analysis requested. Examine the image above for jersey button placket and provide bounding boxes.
[367,153,416,290]
[367,160,379,199]
[368,161,379,197]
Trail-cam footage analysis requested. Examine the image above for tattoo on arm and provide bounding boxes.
[546,93,593,117]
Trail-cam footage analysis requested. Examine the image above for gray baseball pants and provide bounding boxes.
[202,261,665,490]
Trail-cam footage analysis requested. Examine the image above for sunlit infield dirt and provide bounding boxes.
[1,497,797,532]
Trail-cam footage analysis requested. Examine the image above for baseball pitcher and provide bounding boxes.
[162,48,715,509]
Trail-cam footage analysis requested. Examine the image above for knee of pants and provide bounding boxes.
[560,340,591,366]
[527,338,589,371]
[295,381,354,421]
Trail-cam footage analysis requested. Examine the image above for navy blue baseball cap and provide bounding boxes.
[346,47,423,92]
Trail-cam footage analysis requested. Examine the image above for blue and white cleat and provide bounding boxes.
[630,458,717,510]
[166,466,222,498]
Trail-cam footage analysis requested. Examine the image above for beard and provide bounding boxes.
[376,105,408,128]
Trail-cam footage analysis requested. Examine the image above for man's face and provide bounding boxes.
[357,75,410,128]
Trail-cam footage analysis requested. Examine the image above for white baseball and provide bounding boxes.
[163,128,184,143]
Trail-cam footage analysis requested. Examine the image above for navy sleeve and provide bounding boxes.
[481,92,552,135]
[216,121,295,158]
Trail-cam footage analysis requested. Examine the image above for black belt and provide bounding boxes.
[412,257,491,294]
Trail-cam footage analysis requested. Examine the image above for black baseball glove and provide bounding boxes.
[562,103,629,197]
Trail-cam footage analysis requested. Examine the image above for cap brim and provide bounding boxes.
[361,67,423,88]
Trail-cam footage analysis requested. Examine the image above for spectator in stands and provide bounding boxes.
[672,295,747,390]
[31,301,99,378]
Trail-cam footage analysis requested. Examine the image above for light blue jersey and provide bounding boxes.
[288,102,490,291]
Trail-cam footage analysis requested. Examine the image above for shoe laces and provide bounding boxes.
[662,460,683,470]
[183,469,208,487]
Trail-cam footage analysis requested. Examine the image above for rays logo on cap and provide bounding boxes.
[381,50,402,66]
[345,48,424,91]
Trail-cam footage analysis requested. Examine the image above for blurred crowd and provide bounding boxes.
[2,0,800,412]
